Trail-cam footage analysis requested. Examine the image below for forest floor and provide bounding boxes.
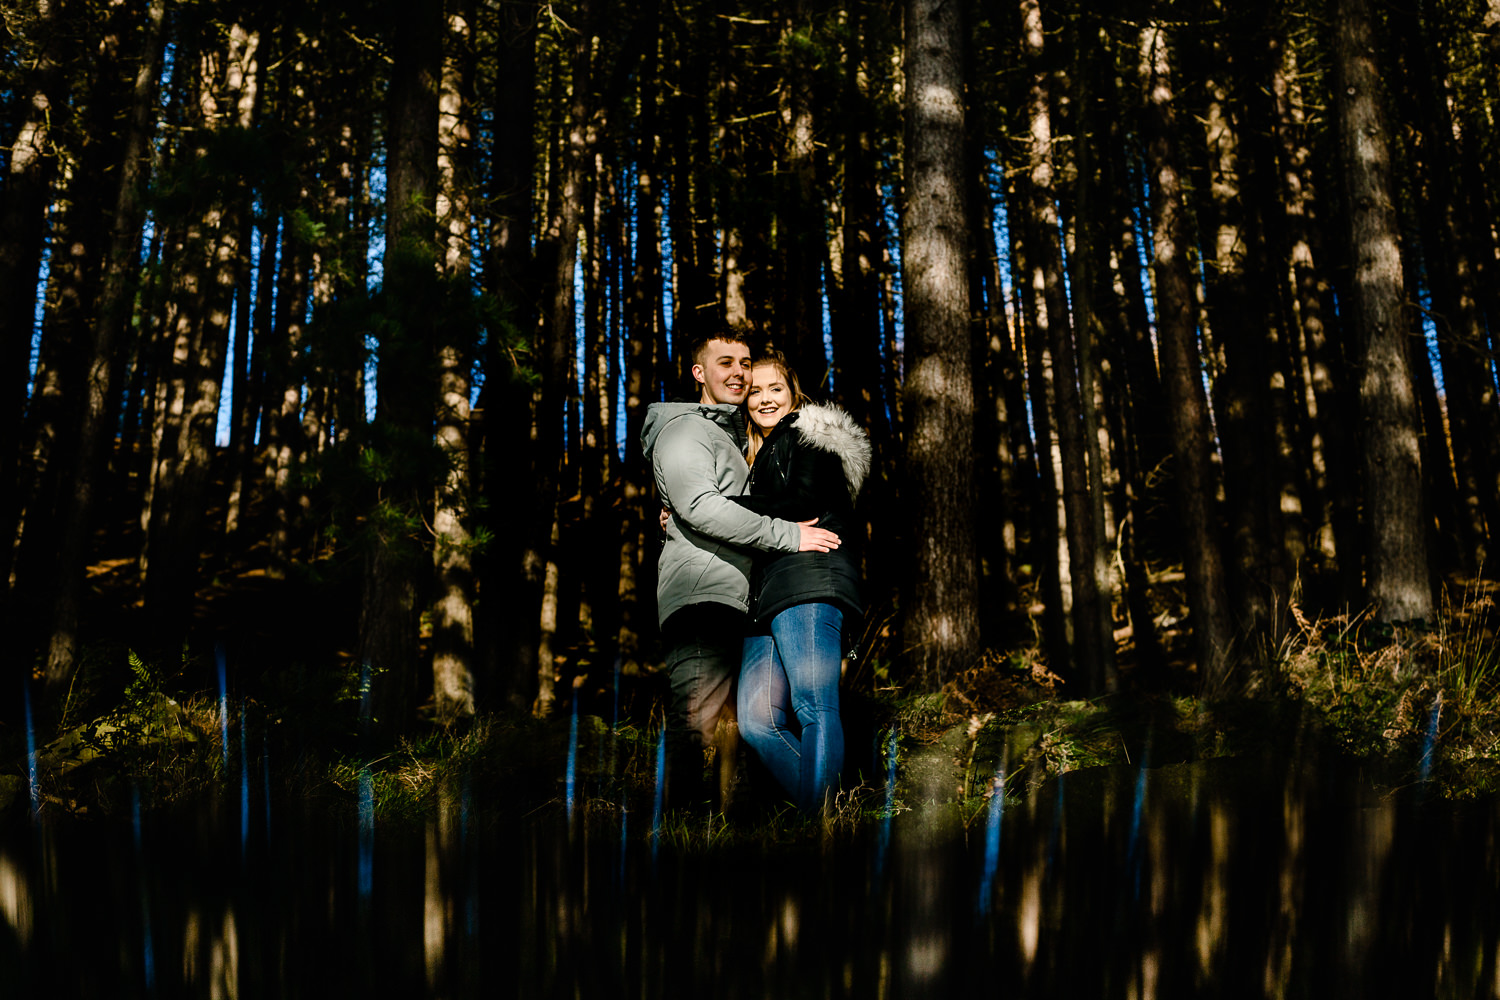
[3,566,1498,841]
[3,507,1499,840]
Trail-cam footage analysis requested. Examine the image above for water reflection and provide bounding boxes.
[1,745,1498,997]
[22,679,39,819]
[976,768,1002,916]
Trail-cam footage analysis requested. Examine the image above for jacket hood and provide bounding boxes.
[791,402,872,499]
[641,400,748,461]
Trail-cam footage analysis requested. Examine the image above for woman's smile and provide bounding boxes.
[747,363,794,431]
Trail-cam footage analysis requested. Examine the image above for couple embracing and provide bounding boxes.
[640,332,871,815]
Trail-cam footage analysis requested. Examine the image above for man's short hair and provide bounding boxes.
[686,330,752,370]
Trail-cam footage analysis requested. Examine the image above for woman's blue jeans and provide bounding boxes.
[738,602,844,813]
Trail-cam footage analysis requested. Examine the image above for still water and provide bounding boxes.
[1,749,1496,998]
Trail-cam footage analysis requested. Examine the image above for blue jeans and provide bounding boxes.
[738,602,845,813]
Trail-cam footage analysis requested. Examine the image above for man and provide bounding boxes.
[640,332,839,807]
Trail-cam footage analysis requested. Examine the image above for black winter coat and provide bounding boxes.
[732,403,872,626]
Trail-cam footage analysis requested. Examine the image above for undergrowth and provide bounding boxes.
[7,584,1500,838]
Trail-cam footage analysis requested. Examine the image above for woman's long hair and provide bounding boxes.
[746,349,813,464]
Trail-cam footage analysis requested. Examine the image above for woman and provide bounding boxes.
[732,351,871,814]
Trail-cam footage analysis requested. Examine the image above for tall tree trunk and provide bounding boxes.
[530,0,593,718]
[225,190,280,542]
[668,8,720,340]
[1397,4,1499,575]
[617,0,663,676]
[1061,13,1118,693]
[10,0,128,644]
[1332,0,1434,623]
[901,0,981,686]
[833,2,893,441]
[480,0,540,714]
[141,24,261,646]
[1267,27,1360,601]
[1137,23,1236,689]
[430,0,478,723]
[1018,0,1108,692]
[362,1,442,732]
[0,0,65,595]
[1007,165,1069,670]
[970,149,1023,632]
[220,204,257,539]
[262,210,309,578]
[1195,10,1291,646]
[43,0,167,688]
[1094,67,1166,677]
[778,0,824,382]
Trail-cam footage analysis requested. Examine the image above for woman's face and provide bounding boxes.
[747,363,794,431]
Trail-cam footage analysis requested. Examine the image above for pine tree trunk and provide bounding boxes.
[10,4,128,642]
[362,1,443,731]
[1007,167,1070,668]
[1094,72,1166,676]
[531,0,593,718]
[1019,0,1108,691]
[1062,17,1118,693]
[900,0,981,686]
[834,3,894,441]
[778,0,824,381]
[43,0,167,688]
[264,222,309,578]
[1397,6,1499,574]
[1195,15,1291,644]
[970,150,1023,629]
[1137,23,1236,689]
[617,0,663,675]
[480,0,540,714]
[1267,29,1360,597]
[430,0,478,723]
[668,13,719,337]
[1332,0,1434,623]
[141,25,261,646]
[0,0,65,594]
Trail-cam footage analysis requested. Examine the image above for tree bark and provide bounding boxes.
[969,148,1023,631]
[430,0,479,723]
[1018,0,1110,691]
[362,0,443,731]
[1332,0,1434,622]
[1194,9,1291,645]
[1266,26,1360,600]
[614,0,663,677]
[0,0,66,595]
[1137,23,1236,689]
[1007,165,1069,669]
[778,0,824,382]
[531,0,594,718]
[43,0,167,688]
[140,23,261,647]
[900,0,981,685]
[1396,3,1499,575]
[1094,60,1166,677]
[479,0,540,714]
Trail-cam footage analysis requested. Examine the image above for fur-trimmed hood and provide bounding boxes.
[789,402,872,499]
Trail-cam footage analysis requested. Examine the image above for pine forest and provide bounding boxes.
[4,0,1500,735]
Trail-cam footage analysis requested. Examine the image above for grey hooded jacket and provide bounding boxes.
[641,401,801,626]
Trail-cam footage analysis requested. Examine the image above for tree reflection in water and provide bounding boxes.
[0,750,1496,997]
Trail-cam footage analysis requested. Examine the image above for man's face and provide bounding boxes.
[692,338,752,406]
